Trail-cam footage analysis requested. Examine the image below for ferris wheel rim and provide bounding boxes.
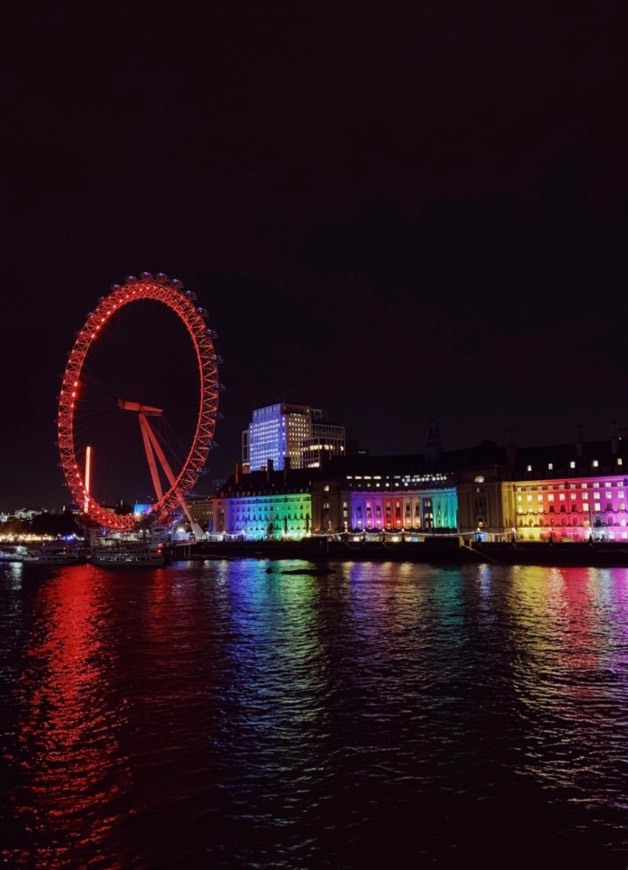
[57,274,220,530]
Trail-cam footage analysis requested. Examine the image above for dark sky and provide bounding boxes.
[1,3,627,509]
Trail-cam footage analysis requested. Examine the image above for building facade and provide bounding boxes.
[214,428,628,543]
[212,463,313,540]
[243,402,346,471]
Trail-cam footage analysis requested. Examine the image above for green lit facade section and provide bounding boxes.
[220,492,312,540]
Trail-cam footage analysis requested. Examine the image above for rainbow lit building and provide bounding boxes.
[211,426,628,543]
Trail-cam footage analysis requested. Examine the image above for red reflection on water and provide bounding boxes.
[7,566,130,868]
[555,568,601,683]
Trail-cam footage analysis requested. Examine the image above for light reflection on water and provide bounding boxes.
[1,559,628,867]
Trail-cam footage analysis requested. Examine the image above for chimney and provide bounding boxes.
[425,417,442,466]
[266,458,274,481]
[576,426,584,458]
[235,462,241,484]
[505,428,516,469]
[283,455,291,480]
[611,421,621,455]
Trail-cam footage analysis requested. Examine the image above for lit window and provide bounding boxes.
[593,460,599,468]
[548,463,553,470]
[559,494,565,501]
[549,494,555,501]
[618,458,623,466]
[527,465,532,472]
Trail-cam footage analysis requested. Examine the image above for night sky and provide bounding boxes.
[2,4,626,510]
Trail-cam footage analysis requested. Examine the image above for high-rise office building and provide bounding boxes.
[243,403,346,471]
[301,420,347,469]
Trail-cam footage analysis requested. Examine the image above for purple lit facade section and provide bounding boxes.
[351,488,457,532]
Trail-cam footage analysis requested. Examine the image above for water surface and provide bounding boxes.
[2,559,628,868]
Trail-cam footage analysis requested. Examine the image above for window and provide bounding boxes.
[570,461,576,469]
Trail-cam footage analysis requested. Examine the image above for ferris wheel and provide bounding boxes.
[57,273,222,531]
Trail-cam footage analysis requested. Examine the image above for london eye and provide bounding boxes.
[57,273,221,531]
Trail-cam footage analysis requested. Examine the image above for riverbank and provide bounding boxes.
[474,540,628,567]
[178,538,628,568]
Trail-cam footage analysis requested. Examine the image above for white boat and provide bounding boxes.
[21,548,82,565]
[91,545,166,568]
[0,549,24,562]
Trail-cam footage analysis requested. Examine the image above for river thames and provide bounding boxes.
[1,558,628,868]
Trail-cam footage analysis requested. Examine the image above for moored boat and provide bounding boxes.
[91,544,166,568]
[0,548,24,562]
[21,547,83,565]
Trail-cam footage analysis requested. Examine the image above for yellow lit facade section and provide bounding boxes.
[512,475,628,542]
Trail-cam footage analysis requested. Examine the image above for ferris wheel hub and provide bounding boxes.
[118,399,163,416]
